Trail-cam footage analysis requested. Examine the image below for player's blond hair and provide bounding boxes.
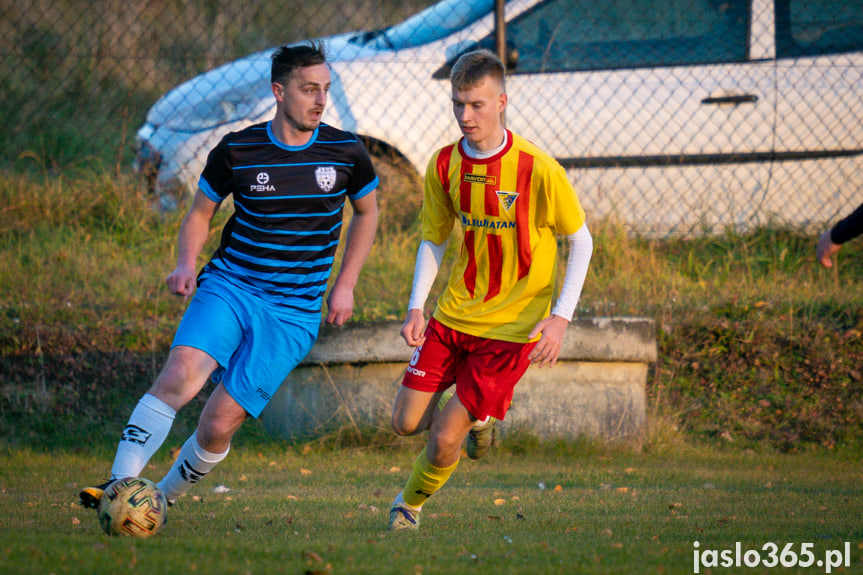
[450,49,505,92]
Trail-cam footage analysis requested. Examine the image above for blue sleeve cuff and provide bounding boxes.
[348,176,379,201]
[198,176,224,203]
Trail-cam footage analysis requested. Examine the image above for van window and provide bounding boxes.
[505,0,749,74]
[775,0,863,58]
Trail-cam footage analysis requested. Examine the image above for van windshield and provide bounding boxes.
[364,0,495,50]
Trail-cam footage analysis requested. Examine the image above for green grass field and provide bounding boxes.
[1,167,862,574]
[2,444,861,575]
[4,2,862,572]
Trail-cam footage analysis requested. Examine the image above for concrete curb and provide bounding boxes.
[260,318,656,441]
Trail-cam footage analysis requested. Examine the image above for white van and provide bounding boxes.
[134,0,863,234]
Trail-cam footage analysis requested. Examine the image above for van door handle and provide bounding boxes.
[701,94,759,105]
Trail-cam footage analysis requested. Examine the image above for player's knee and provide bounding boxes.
[428,426,464,456]
[391,413,420,437]
[390,418,411,437]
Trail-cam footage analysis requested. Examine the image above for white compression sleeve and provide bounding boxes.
[157,433,229,502]
[407,239,448,311]
[111,393,176,479]
[551,225,593,321]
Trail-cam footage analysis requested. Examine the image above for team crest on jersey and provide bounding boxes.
[496,190,519,212]
[315,166,337,192]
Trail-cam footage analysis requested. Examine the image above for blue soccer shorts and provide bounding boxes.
[172,273,319,418]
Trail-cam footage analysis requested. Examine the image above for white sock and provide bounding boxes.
[393,491,422,512]
[157,433,229,502]
[111,393,176,479]
[472,415,491,430]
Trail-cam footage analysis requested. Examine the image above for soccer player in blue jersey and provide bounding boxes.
[79,41,378,509]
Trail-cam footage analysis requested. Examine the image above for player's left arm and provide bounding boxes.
[528,224,593,367]
[326,189,379,325]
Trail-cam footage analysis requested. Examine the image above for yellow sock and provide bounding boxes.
[402,447,459,508]
[437,389,453,412]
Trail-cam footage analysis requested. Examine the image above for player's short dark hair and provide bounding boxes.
[450,49,505,92]
[271,41,327,85]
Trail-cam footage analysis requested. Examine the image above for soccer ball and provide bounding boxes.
[98,477,168,537]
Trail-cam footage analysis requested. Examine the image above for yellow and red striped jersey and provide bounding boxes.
[422,130,586,343]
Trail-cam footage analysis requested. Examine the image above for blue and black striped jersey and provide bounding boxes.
[197,121,378,316]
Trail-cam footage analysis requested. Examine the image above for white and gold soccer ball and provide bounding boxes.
[98,477,168,537]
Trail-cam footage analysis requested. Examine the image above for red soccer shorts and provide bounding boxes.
[401,317,538,421]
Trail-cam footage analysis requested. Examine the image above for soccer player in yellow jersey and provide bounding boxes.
[388,49,593,531]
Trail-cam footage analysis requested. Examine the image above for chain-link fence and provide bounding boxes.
[3,0,862,235]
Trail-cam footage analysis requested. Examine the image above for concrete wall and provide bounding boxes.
[260,317,656,441]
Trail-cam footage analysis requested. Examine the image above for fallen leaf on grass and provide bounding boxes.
[389,466,401,473]
[358,503,380,514]
[554,485,563,492]
[487,515,502,521]
[494,498,506,506]
[71,516,80,526]
[300,468,312,476]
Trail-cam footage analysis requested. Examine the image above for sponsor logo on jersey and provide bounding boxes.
[464,173,497,186]
[251,171,275,192]
[461,213,516,230]
[496,190,519,212]
[316,166,337,192]
[255,387,271,401]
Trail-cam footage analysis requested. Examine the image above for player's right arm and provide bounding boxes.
[400,239,448,346]
[400,149,455,347]
[165,189,220,298]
